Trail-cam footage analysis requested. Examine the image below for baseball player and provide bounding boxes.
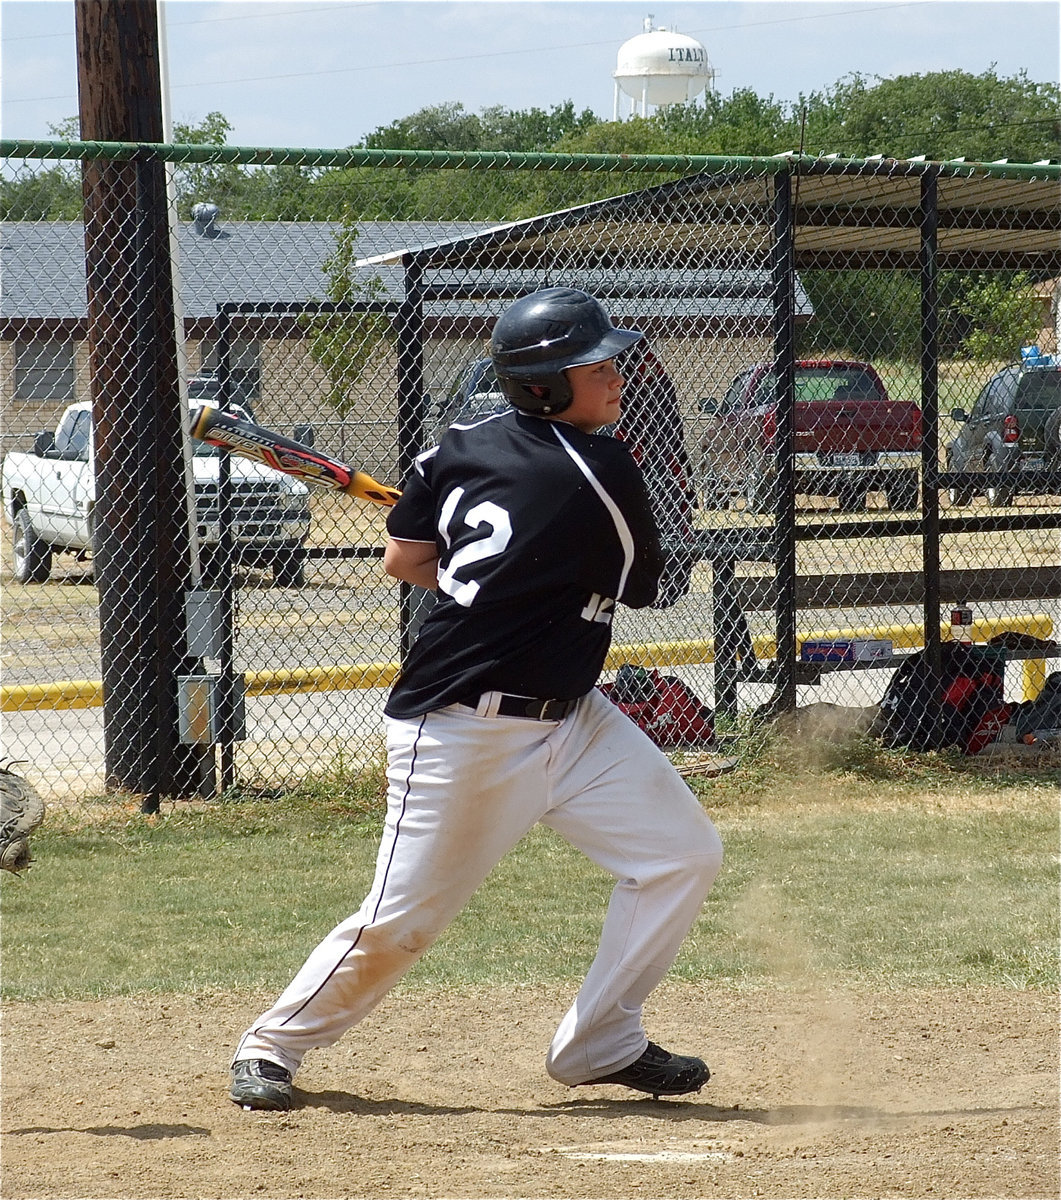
[229,287,724,1111]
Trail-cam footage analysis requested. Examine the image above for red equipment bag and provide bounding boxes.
[876,642,1006,754]
[600,664,715,748]
[964,704,1015,755]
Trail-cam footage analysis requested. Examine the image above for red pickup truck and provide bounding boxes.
[698,360,922,512]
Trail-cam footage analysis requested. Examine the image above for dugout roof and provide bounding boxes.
[357,156,1061,277]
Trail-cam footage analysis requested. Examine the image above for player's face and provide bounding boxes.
[562,358,624,432]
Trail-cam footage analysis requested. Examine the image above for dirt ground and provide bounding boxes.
[2,983,1057,1200]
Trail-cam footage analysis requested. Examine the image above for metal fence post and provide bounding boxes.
[772,168,798,713]
[396,257,432,655]
[920,169,943,682]
[214,306,238,791]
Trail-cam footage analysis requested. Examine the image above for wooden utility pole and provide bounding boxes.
[75,0,210,803]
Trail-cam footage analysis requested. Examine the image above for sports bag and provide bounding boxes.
[876,641,1006,753]
[600,664,715,747]
[966,669,1061,753]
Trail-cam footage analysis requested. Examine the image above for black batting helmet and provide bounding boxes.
[490,287,643,415]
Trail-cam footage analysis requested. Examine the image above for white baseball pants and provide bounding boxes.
[234,686,723,1085]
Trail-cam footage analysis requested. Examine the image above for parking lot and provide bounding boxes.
[4,511,1058,803]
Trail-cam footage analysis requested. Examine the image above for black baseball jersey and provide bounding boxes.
[384,408,666,719]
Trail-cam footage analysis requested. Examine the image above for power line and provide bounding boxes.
[6,2,926,103]
[4,2,379,41]
[5,1,1055,152]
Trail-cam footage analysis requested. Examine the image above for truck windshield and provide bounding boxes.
[795,368,883,402]
[55,410,92,460]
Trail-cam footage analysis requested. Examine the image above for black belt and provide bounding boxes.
[461,694,578,721]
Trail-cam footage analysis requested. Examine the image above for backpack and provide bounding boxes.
[876,642,1006,753]
[1011,671,1061,738]
[600,664,715,748]
[966,670,1061,753]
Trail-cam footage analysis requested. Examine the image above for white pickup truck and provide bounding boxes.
[3,400,312,586]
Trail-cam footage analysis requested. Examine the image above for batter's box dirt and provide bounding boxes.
[2,983,1056,1199]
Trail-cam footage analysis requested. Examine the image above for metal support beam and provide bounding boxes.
[920,171,943,683]
[395,257,433,656]
[214,307,238,791]
[771,170,798,713]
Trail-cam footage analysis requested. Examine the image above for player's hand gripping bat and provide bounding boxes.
[188,405,401,507]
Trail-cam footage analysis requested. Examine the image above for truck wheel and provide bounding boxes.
[743,472,775,515]
[836,480,868,512]
[88,512,101,577]
[1044,407,1061,455]
[985,452,1014,507]
[985,482,1014,507]
[12,508,52,583]
[885,474,920,511]
[1045,409,1061,491]
[699,471,728,511]
[946,451,974,506]
[273,547,306,588]
[197,547,230,588]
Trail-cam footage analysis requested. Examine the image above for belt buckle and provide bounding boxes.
[535,700,552,721]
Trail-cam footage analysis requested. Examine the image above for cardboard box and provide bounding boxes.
[800,638,894,663]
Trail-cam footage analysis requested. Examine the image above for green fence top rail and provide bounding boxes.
[2,139,1059,181]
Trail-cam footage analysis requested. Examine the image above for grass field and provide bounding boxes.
[3,734,1057,1002]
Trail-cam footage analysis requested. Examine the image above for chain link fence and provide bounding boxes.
[2,143,1059,807]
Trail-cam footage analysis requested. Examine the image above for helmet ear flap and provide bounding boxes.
[500,373,574,415]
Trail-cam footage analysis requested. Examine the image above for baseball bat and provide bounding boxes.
[188,405,401,507]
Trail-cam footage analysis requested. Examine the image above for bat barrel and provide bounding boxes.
[188,404,400,507]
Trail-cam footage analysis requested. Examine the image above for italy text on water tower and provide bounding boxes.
[613,15,715,119]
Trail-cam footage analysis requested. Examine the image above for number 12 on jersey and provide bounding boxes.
[436,486,616,625]
[436,487,513,607]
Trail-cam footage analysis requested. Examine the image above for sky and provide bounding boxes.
[2,0,1059,150]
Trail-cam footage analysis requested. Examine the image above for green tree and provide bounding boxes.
[355,100,607,220]
[303,209,394,419]
[795,69,1060,161]
[169,110,252,214]
[553,116,668,154]
[0,119,82,219]
[301,166,418,221]
[565,69,1058,162]
[361,102,484,151]
[797,270,923,360]
[47,116,82,141]
[361,99,601,153]
[21,66,1056,225]
[234,164,332,220]
[954,272,1041,360]
[650,89,800,155]
[477,101,600,151]
[0,166,82,219]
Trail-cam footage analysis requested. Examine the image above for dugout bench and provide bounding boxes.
[691,528,1060,721]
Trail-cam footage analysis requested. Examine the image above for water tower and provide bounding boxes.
[613,15,714,119]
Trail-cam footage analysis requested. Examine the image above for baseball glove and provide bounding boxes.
[0,761,45,874]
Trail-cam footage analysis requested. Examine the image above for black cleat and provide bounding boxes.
[576,1041,709,1098]
[229,1058,293,1111]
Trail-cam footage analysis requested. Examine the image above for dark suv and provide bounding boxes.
[946,355,1061,506]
